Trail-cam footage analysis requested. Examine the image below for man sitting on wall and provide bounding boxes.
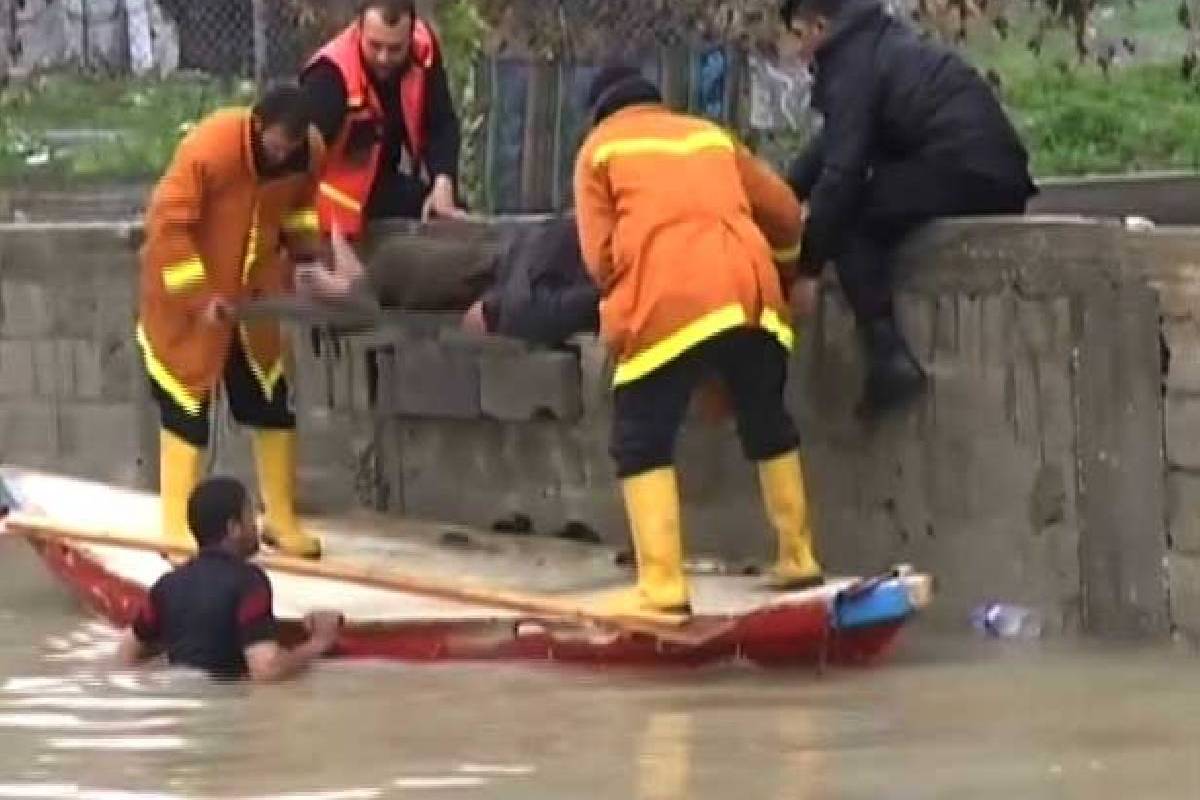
[780,0,1036,420]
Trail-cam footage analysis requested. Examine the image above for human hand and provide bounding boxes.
[200,296,233,326]
[421,175,466,223]
[304,610,344,649]
[460,300,489,336]
[792,276,819,318]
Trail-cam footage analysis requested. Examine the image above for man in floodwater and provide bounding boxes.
[117,477,342,681]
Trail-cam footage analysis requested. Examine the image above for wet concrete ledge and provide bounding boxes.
[2,214,1200,643]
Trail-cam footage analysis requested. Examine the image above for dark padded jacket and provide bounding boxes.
[793,0,1035,271]
[481,215,600,347]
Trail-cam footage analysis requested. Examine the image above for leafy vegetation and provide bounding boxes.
[1,1,1199,187]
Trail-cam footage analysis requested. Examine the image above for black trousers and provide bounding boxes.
[149,338,294,448]
[836,159,1031,322]
[611,328,800,478]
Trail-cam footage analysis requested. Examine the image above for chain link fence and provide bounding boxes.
[0,0,362,81]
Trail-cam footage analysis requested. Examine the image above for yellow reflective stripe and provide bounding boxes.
[283,208,319,233]
[612,305,747,387]
[135,323,204,417]
[759,308,796,352]
[162,257,206,293]
[772,242,802,263]
[242,223,260,285]
[319,182,363,212]
[592,129,734,168]
[239,326,284,400]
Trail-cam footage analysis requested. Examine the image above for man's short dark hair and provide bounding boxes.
[187,477,249,549]
[359,0,416,26]
[781,0,841,22]
[252,83,312,141]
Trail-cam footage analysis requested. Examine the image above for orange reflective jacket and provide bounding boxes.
[573,104,805,386]
[138,108,320,414]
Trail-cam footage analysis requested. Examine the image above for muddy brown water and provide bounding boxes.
[2,538,1199,800]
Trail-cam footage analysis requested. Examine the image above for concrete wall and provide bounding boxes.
[1031,172,1200,226]
[2,215,1199,640]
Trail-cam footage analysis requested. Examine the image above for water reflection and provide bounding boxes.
[636,712,691,800]
[6,538,1200,798]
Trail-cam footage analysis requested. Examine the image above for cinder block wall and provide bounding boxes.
[3,216,1199,639]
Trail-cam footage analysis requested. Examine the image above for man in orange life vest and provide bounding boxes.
[139,85,356,562]
[301,0,464,238]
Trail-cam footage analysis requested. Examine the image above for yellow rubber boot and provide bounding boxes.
[251,429,322,559]
[159,429,202,551]
[597,467,691,619]
[757,450,824,591]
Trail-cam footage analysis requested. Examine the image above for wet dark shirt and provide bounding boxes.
[132,549,278,679]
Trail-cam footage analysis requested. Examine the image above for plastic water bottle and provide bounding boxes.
[970,603,1044,639]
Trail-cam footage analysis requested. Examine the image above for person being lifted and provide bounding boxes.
[573,65,823,619]
[138,84,357,561]
[301,0,465,238]
[780,0,1036,419]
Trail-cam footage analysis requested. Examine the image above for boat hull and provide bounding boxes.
[27,534,908,669]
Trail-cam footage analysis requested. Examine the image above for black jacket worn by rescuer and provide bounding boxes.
[792,0,1036,273]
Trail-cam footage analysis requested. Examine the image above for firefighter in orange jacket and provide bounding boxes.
[139,85,356,560]
[301,0,464,239]
[574,66,823,618]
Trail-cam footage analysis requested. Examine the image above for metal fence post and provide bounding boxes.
[0,0,10,83]
[252,0,268,83]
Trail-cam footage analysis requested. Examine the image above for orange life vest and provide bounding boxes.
[306,20,437,237]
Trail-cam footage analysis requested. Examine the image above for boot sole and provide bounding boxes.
[764,574,826,592]
[261,534,322,560]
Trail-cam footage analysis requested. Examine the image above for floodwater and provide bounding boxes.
[3,538,1200,800]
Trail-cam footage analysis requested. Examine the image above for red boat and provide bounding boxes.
[0,467,932,669]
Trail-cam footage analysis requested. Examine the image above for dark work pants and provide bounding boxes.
[149,338,294,448]
[611,328,800,478]
[837,159,1031,322]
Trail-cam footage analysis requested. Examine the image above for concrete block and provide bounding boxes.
[1,281,53,337]
[1168,554,1200,638]
[99,339,138,401]
[383,340,480,419]
[1168,472,1200,556]
[0,401,59,458]
[32,340,59,397]
[1164,320,1200,395]
[1166,396,1200,470]
[0,341,35,397]
[65,340,104,399]
[57,402,147,485]
[480,349,582,422]
[1076,284,1170,636]
[50,275,101,339]
[93,283,137,343]
[1159,282,1200,321]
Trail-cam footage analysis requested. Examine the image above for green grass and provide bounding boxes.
[0,74,253,186]
[0,4,1197,187]
[1003,61,1200,175]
